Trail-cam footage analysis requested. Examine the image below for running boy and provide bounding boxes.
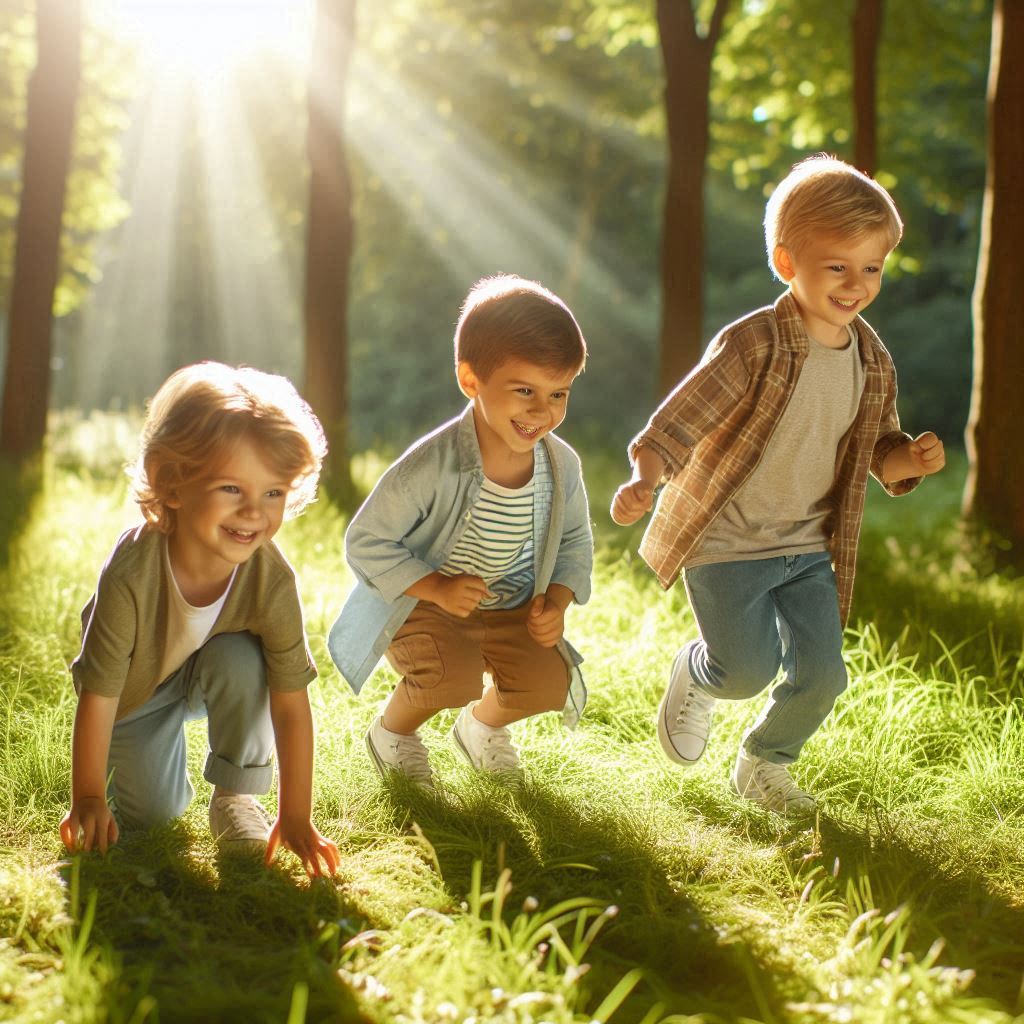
[611,156,945,815]
[60,362,340,876]
[329,275,592,786]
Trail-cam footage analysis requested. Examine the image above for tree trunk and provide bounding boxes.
[1,0,82,460]
[851,0,883,176]
[304,0,356,502]
[963,0,1024,565]
[655,0,731,397]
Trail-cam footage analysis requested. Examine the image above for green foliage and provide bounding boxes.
[2,427,1024,1021]
[0,0,132,319]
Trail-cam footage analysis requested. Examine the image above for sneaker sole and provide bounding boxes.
[657,648,706,768]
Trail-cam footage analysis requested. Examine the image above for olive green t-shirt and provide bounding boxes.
[71,525,317,721]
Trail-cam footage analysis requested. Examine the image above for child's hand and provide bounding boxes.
[432,574,494,617]
[60,797,119,854]
[906,432,946,476]
[610,480,654,526]
[266,817,341,878]
[882,431,946,482]
[527,594,565,648]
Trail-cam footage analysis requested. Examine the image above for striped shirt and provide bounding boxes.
[630,290,920,625]
[439,444,552,609]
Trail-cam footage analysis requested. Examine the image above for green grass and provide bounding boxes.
[2,417,1023,1023]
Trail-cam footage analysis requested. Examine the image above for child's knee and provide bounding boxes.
[199,632,265,681]
[703,649,780,699]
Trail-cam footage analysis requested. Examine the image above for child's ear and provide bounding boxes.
[773,245,796,282]
[456,361,479,399]
[165,492,182,510]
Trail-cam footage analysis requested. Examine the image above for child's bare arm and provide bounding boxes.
[266,689,340,878]
[611,446,667,526]
[60,691,120,853]
[881,431,946,483]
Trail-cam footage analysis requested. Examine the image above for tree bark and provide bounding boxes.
[963,0,1024,565]
[851,0,883,176]
[655,0,731,396]
[304,0,356,502]
[1,0,82,460]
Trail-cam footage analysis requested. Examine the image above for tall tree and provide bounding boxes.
[656,0,731,395]
[851,0,883,175]
[1,0,82,459]
[304,0,356,500]
[963,0,1024,564]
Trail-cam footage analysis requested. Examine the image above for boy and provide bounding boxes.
[60,362,340,877]
[611,156,945,815]
[329,275,592,787]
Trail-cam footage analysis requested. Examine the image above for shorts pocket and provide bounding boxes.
[385,633,445,689]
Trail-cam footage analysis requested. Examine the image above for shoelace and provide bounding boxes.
[479,729,519,771]
[213,796,269,838]
[390,734,432,780]
[752,761,804,802]
[673,686,714,732]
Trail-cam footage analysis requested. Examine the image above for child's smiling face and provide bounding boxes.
[458,357,577,475]
[167,436,290,592]
[775,230,891,347]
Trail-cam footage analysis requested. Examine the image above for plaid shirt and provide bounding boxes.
[631,291,919,625]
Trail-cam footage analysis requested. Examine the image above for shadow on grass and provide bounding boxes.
[816,810,1024,1013]
[375,773,801,1024]
[64,822,369,1023]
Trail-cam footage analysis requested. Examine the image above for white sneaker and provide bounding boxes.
[451,702,521,774]
[657,647,716,766]
[731,749,817,817]
[209,793,272,855]
[365,716,434,788]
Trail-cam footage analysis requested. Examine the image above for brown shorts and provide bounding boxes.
[384,601,570,713]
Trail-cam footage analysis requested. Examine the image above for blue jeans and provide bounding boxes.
[107,632,275,830]
[684,552,847,765]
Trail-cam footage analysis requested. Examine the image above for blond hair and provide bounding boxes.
[454,274,587,382]
[764,155,903,281]
[132,362,326,533]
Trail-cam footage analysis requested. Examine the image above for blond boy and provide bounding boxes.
[612,156,945,814]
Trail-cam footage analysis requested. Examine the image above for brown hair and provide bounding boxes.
[454,274,587,382]
[764,155,903,281]
[132,362,326,533]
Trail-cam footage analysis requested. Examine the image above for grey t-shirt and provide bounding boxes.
[688,325,865,566]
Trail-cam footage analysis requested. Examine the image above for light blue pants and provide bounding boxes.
[684,551,847,765]
[107,632,274,830]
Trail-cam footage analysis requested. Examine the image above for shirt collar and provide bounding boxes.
[774,289,881,367]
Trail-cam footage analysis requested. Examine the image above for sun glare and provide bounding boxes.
[103,0,310,78]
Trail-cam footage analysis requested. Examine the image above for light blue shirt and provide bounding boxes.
[328,404,593,725]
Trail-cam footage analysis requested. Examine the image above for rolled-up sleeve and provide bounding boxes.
[869,370,921,497]
[260,577,317,692]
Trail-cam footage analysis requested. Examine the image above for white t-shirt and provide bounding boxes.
[156,540,237,683]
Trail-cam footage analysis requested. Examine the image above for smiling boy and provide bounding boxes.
[329,275,592,786]
[611,156,945,815]
[61,363,339,876]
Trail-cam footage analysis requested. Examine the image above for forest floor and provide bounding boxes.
[2,415,1023,1023]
